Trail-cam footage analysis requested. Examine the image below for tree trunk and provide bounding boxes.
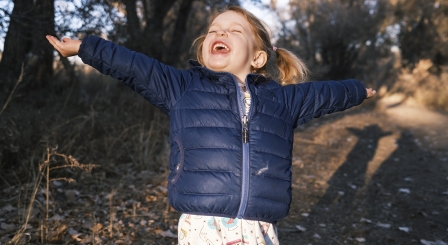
[141,0,178,62]
[25,0,55,88]
[0,0,54,91]
[166,0,195,66]
[0,0,33,91]
[121,0,142,48]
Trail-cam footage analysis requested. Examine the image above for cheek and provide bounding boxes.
[201,47,208,62]
[201,38,211,57]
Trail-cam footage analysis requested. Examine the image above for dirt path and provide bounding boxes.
[278,98,448,244]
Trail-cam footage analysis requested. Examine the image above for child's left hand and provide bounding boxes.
[366,88,376,99]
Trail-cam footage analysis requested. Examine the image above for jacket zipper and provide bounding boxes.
[236,79,252,219]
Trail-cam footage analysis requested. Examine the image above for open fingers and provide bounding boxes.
[46,35,60,48]
[45,35,81,57]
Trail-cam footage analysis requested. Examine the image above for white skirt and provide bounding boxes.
[177,214,279,245]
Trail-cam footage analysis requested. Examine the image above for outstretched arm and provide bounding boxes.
[287,79,373,127]
[46,35,81,57]
[46,35,192,114]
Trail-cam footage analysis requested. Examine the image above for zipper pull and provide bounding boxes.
[242,115,248,143]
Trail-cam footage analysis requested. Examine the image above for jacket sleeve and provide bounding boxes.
[78,35,191,114]
[284,79,367,128]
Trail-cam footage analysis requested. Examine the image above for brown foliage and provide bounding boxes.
[389,59,448,110]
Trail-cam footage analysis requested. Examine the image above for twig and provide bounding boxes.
[108,190,115,238]
[45,148,50,242]
[0,173,11,187]
[7,157,45,245]
[0,64,24,117]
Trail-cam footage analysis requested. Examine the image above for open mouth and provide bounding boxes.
[212,41,230,53]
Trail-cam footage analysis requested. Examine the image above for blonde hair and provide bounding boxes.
[192,6,309,85]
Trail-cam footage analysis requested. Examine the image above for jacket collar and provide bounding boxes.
[188,59,270,85]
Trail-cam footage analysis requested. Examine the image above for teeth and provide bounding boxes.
[213,43,228,50]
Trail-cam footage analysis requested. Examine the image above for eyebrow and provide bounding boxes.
[210,22,245,29]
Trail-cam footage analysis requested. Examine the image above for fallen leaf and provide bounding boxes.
[376,223,391,228]
[399,227,410,233]
[157,229,177,238]
[360,218,372,223]
[52,180,63,186]
[91,223,103,233]
[68,228,79,235]
[70,233,82,242]
[157,185,168,194]
[82,220,95,229]
[356,237,366,242]
[2,204,16,212]
[65,190,79,202]
[1,222,16,233]
[295,225,307,232]
[50,214,63,221]
[420,239,447,245]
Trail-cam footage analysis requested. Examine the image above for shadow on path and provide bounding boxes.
[311,125,391,217]
[279,124,448,245]
[363,131,448,244]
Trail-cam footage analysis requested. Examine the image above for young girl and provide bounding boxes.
[47,6,375,245]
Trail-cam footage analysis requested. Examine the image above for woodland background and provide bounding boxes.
[0,0,447,244]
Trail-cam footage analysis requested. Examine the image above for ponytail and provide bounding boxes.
[274,48,309,85]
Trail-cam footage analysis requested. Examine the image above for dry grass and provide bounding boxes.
[5,147,98,245]
[0,64,172,244]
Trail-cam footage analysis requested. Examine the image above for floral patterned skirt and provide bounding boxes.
[177,214,279,245]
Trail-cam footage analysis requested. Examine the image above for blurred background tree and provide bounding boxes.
[395,0,448,72]
[276,0,393,80]
[0,0,54,90]
[0,0,446,102]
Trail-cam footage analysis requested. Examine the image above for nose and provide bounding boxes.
[216,30,227,37]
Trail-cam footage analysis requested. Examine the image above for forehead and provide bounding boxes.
[211,11,251,28]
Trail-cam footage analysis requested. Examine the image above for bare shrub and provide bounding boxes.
[5,147,97,245]
[389,59,448,110]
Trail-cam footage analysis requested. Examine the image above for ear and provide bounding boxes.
[251,50,267,69]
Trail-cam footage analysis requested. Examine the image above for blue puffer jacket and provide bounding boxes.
[79,35,367,223]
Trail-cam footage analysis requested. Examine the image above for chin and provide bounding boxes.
[206,63,228,72]
[207,67,226,73]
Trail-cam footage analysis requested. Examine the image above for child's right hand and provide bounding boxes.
[46,35,81,57]
[366,88,376,99]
